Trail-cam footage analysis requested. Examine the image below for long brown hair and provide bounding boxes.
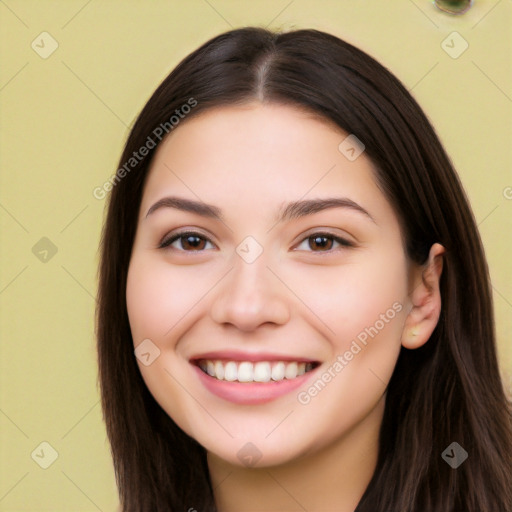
[96,27,512,511]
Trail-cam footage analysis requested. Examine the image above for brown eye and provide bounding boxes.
[295,232,354,253]
[309,235,334,251]
[159,232,214,252]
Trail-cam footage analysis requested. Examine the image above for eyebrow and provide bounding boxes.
[145,196,376,224]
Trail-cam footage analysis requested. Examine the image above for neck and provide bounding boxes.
[208,396,384,512]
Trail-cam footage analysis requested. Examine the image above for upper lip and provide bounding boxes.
[189,350,319,363]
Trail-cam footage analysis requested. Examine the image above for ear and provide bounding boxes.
[401,243,445,349]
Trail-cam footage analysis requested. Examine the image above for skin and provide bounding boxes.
[126,102,444,511]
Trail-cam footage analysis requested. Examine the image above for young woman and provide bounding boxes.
[96,27,512,511]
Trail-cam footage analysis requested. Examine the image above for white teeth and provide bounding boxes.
[237,362,253,382]
[285,362,298,379]
[254,362,271,382]
[206,360,215,377]
[197,359,315,383]
[224,361,238,381]
[214,360,224,380]
[271,362,285,381]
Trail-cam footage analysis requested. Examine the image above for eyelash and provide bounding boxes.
[158,230,354,254]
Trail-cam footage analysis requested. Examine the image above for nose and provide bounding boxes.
[209,253,291,332]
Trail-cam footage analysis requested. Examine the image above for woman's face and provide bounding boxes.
[126,102,414,467]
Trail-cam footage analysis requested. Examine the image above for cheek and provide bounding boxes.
[126,256,203,342]
[125,256,201,431]
[342,260,407,341]
[283,249,409,348]
[126,259,167,342]
[292,258,407,449]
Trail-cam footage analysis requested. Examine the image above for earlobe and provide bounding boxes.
[401,243,445,349]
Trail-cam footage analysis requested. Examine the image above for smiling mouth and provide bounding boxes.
[194,359,319,383]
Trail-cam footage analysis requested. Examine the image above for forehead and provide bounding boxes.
[140,103,398,232]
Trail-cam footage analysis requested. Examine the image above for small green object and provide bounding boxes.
[434,0,473,14]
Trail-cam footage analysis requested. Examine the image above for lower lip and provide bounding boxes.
[192,364,317,405]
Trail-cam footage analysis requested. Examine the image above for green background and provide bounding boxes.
[1,1,511,510]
